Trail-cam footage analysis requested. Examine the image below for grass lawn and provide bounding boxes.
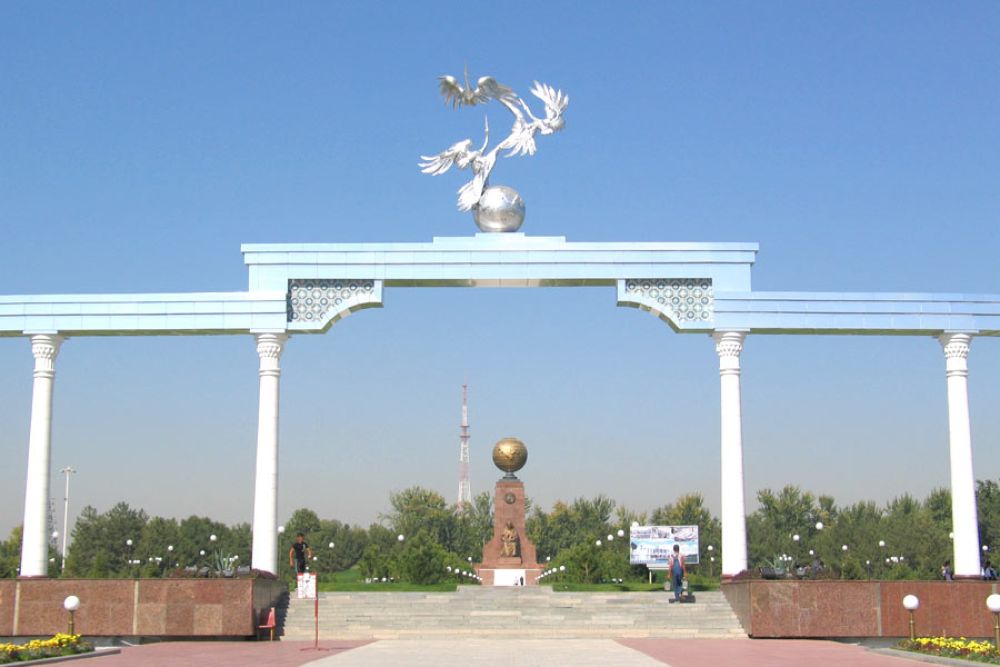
[553,575,720,593]
[313,568,720,593]
[316,567,461,592]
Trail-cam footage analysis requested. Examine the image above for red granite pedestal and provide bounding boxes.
[475,477,542,586]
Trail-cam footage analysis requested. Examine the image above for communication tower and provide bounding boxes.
[457,383,472,509]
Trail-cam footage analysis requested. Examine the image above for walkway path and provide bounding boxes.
[92,638,926,666]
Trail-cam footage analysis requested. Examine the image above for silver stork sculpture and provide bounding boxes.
[419,70,569,231]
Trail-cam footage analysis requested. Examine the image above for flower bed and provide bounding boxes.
[898,637,1000,663]
[0,634,93,664]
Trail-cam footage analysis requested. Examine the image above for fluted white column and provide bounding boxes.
[940,333,981,578]
[715,331,748,578]
[250,333,287,575]
[19,334,64,577]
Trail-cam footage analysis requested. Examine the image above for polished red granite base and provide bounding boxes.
[1,577,286,637]
[723,579,998,638]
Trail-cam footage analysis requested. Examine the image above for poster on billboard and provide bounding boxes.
[629,525,699,566]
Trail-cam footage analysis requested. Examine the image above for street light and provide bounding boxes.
[903,594,920,641]
[397,534,405,542]
[63,595,80,635]
[595,540,602,547]
[986,594,1000,648]
[815,522,824,531]
[60,467,76,572]
[617,529,625,538]
[792,534,800,542]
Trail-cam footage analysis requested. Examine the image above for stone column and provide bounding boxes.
[19,334,64,578]
[714,331,748,578]
[250,333,287,575]
[940,333,981,578]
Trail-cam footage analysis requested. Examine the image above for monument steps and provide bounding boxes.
[280,588,747,639]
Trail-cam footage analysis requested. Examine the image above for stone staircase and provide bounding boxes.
[280,587,746,640]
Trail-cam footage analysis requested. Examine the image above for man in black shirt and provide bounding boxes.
[289,533,313,574]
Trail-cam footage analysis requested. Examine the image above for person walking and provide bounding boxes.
[289,533,313,574]
[667,544,686,603]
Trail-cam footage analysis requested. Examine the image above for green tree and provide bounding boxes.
[978,480,1000,558]
[396,530,450,584]
[384,487,461,551]
[748,486,819,570]
[358,544,391,581]
[0,526,22,578]
[65,502,148,577]
[176,515,229,572]
[139,517,180,574]
[558,541,601,583]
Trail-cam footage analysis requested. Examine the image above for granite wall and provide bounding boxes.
[723,579,999,638]
[1,578,287,638]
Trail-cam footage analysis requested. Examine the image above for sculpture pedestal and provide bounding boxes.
[475,477,541,586]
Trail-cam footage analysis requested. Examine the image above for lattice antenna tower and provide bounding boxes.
[457,383,472,509]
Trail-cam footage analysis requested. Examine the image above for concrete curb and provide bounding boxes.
[872,647,995,666]
[2,647,122,665]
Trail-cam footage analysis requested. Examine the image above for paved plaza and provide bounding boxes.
[89,638,929,666]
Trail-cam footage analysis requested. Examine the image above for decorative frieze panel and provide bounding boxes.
[622,278,714,326]
[287,279,379,325]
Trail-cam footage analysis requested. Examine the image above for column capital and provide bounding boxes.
[940,332,972,359]
[29,334,64,379]
[940,333,972,378]
[713,332,747,374]
[713,331,746,358]
[255,333,288,360]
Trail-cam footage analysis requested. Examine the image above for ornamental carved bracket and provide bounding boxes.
[617,278,715,331]
[286,279,383,331]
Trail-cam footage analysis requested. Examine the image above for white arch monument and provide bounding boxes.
[2,232,998,578]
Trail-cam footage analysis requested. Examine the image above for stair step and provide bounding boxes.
[277,589,745,640]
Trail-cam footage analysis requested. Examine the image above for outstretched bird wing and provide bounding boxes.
[438,74,516,108]
[438,76,471,109]
[531,81,569,122]
[419,139,473,175]
[502,117,538,158]
[474,76,516,105]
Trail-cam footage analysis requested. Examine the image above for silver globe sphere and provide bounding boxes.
[473,186,525,233]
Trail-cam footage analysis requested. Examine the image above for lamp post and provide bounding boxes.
[63,595,80,635]
[125,539,134,577]
[903,594,919,641]
[987,594,1000,649]
[60,467,75,572]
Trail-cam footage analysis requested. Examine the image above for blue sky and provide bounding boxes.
[1,2,998,540]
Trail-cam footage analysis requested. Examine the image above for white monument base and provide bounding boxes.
[491,568,527,587]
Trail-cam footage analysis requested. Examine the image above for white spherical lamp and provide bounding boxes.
[903,594,919,640]
[63,595,80,635]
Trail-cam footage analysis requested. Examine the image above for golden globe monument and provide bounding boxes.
[475,437,542,586]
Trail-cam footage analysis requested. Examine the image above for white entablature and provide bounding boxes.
[2,234,999,336]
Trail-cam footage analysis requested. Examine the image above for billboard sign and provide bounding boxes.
[629,525,699,566]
